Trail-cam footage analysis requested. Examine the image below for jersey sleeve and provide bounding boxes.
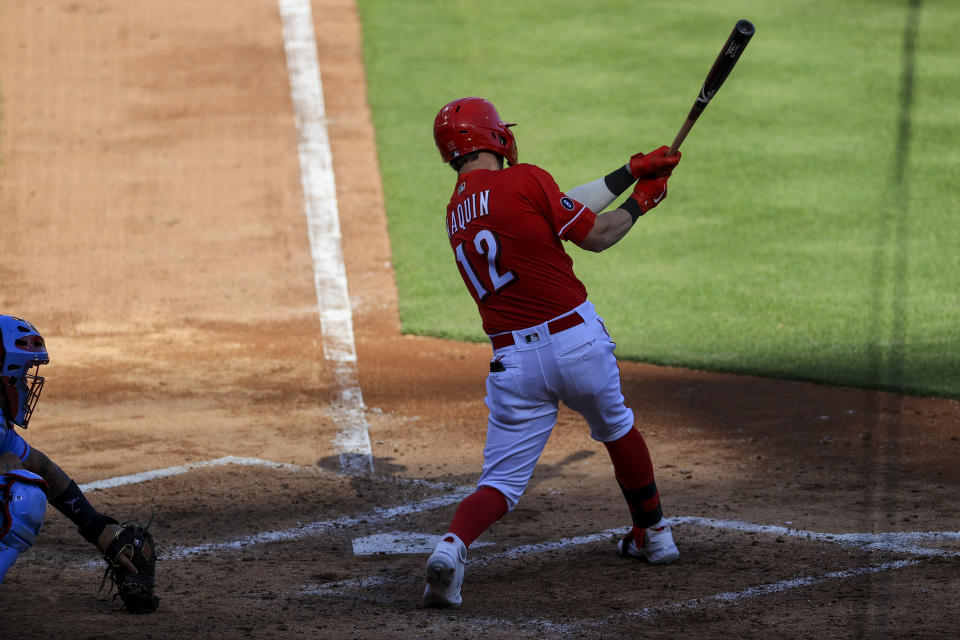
[0,426,31,462]
[522,165,597,244]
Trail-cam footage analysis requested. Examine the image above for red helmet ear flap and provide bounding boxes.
[434,98,517,166]
[498,124,518,166]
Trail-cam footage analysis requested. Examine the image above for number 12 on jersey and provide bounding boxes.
[454,229,517,301]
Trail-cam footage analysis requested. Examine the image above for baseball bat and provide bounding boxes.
[668,19,755,155]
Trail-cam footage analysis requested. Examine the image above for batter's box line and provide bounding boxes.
[301,517,959,599]
[78,456,310,492]
[465,557,927,636]
[294,517,959,602]
[300,533,937,635]
[674,516,960,558]
[78,455,463,494]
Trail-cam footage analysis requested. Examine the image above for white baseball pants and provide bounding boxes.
[479,300,634,509]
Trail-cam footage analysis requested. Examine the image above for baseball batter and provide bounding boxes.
[424,98,681,608]
[0,315,159,612]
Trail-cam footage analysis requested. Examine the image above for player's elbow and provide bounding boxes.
[577,236,606,253]
[578,236,611,253]
[578,215,624,252]
[580,220,631,252]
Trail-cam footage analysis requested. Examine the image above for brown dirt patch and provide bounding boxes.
[0,1,957,638]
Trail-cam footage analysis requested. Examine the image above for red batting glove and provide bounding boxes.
[629,145,681,179]
[628,175,669,216]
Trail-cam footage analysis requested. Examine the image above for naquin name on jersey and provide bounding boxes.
[447,189,491,239]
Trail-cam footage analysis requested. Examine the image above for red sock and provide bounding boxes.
[604,428,663,531]
[448,486,508,547]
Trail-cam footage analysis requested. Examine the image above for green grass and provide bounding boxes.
[357,0,960,398]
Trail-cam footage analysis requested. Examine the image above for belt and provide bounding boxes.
[489,311,585,350]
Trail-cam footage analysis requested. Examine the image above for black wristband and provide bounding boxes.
[50,479,116,544]
[603,165,635,197]
[620,197,644,223]
[78,513,118,545]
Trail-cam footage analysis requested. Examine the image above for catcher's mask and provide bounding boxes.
[0,315,49,429]
[433,97,518,167]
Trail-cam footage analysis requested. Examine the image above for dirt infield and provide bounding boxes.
[1,1,958,638]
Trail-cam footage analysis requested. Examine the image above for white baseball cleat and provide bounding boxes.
[618,518,680,564]
[423,532,467,608]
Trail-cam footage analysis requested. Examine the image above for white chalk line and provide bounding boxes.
[277,0,372,475]
[78,456,313,492]
[464,557,926,636]
[674,516,960,557]
[622,558,922,622]
[78,455,461,494]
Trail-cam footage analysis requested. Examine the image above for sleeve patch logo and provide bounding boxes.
[560,196,575,211]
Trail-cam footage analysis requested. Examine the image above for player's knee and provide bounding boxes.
[0,470,48,584]
[590,418,634,443]
[480,481,522,511]
[1,470,48,549]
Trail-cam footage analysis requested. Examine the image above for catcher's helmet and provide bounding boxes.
[0,316,49,429]
[433,97,518,166]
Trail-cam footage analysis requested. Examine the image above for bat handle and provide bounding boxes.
[667,117,695,156]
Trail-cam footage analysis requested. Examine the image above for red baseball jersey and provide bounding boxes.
[445,163,597,334]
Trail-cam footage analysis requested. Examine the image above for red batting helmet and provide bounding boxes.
[433,97,518,166]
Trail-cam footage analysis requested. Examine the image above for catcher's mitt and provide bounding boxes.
[100,521,159,614]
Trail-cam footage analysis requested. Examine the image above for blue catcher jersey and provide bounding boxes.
[0,425,30,462]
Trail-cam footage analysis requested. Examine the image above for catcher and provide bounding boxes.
[0,314,159,613]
